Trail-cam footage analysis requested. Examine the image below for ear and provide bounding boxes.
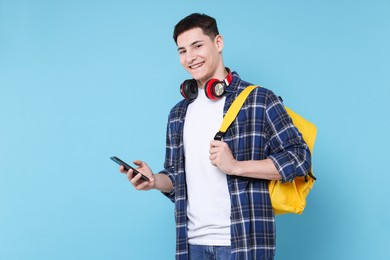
[214,35,224,52]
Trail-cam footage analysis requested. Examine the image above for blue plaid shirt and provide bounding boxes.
[160,71,311,259]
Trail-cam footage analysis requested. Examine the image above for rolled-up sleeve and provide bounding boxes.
[160,168,176,202]
[265,92,312,182]
[159,115,177,202]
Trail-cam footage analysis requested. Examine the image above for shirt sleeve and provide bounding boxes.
[159,111,177,203]
[265,91,312,182]
[159,169,175,202]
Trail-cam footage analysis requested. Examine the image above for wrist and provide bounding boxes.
[154,173,173,193]
[231,160,243,176]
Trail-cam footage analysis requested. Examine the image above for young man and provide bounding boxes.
[120,13,311,260]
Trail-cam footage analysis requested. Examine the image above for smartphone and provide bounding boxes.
[110,156,150,181]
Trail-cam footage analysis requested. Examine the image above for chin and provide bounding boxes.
[190,71,208,83]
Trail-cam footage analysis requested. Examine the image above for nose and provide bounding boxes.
[185,49,196,64]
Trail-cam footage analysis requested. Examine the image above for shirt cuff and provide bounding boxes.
[268,152,297,182]
[159,170,176,202]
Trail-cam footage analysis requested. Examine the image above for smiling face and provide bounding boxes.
[176,27,225,88]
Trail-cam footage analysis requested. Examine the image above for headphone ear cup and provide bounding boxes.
[180,79,198,100]
[204,79,226,101]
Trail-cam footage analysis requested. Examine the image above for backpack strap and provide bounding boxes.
[214,85,258,140]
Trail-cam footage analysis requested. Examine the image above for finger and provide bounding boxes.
[133,160,143,167]
[119,165,127,173]
[134,179,150,190]
[210,157,217,166]
[210,140,221,147]
[127,169,137,182]
[130,173,140,183]
[130,173,143,186]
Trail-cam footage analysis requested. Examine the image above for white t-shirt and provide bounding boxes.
[183,89,231,246]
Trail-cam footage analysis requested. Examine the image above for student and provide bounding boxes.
[120,13,311,260]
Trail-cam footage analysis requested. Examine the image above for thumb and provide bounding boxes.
[133,160,143,167]
[210,140,221,147]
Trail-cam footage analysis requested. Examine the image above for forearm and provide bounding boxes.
[231,158,282,180]
[154,173,174,193]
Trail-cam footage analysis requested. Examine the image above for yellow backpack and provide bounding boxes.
[215,85,317,215]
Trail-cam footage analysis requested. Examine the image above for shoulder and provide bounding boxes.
[231,71,279,102]
[238,81,281,107]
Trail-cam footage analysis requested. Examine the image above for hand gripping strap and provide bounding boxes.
[214,85,258,140]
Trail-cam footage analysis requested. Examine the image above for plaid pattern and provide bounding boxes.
[160,72,311,260]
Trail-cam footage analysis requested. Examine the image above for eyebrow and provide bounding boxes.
[177,40,204,52]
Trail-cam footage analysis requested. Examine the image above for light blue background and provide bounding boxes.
[1,0,389,259]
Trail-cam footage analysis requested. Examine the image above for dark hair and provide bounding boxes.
[173,13,219,44]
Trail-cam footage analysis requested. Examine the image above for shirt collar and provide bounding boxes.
[225,70,241,95]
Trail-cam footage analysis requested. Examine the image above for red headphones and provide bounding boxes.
[180,68,233,101]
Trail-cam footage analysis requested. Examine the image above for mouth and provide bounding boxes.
[189,61,205,70]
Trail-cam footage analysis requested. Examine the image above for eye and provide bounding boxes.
[194,44,202,49]
[178,49,186,55]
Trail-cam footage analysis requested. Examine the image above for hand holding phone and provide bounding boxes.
[110,156,150,181]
